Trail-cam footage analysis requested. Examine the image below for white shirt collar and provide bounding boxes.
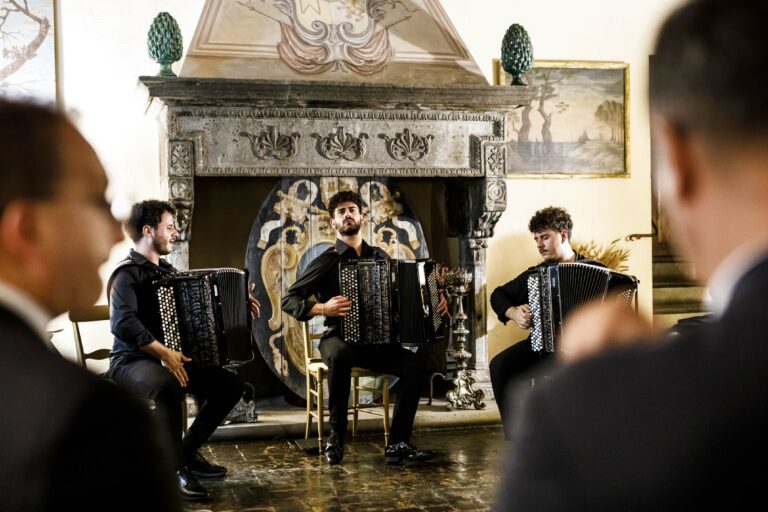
[0,279,54,349]
[707,237,768,317]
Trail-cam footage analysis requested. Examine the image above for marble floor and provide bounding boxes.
[192,424,508,512]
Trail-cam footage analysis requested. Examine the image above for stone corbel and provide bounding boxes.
[166,140,195,271]
[471,135,506,177]
[169,140,194,177]
[170,197,193,241]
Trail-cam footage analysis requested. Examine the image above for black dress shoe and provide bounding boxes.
[323,431,344,465]
[177,466,210,501]
[384,441,435,464]
[187,450,227,478]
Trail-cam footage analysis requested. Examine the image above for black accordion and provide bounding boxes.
[339,259,443,347]
[153,268,253,367]
[527,262,638,353]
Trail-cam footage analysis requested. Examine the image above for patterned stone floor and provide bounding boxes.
[193,425,507,511]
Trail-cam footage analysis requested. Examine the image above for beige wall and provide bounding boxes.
[440,0,679,357]
[51,0,681,362]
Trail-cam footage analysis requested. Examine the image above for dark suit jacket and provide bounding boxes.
[0,308,180,512]
[495,255,768,511]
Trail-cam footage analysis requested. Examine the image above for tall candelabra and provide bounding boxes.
[444,268,485,410]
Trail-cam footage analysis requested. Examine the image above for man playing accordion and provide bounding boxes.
[106,200,260,502]
[281,191,449,465]
[489,207,606,439]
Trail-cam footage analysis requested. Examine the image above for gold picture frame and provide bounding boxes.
[493,59,630,178]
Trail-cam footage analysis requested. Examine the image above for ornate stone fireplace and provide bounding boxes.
[138,0,535,400]
[141,76,533,399]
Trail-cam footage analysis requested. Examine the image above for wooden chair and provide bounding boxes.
[68,304,189,431]
[302,322,390,450]
[69,304,111,371]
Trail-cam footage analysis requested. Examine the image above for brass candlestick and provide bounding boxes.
[444,268,485,410]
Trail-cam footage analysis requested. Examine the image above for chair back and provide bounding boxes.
[302,321,324,366]
[69,304,111,369]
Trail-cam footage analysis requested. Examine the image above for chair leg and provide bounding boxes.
[305,374,312,439]
[352,375,359,438]
[428,372,445,406]
[382,376,390,446]
[317,372,324,451]
[181,396,189,434]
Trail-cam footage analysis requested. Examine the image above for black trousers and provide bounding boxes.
[489,339,551,439]
[108,359,244,466]
[319,335,427,445]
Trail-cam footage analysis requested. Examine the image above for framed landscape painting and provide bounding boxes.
[493,59,629,178]
[0,0,57,103]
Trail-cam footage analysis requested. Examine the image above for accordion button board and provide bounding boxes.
[527,262,638,353]
[339,259,444,347]
[154,268,253,367]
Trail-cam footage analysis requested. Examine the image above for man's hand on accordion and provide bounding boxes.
[506,304,532,330]
[160,348,192,387]
[317,296,352,317]
[248,282,261,318]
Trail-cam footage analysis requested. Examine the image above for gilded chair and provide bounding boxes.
[302,321,390,450]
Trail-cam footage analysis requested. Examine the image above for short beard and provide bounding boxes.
[338,220,361,236]
[152,238,173,256]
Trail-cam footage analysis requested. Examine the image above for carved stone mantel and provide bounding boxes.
[140,76,534,110]
[140,76,536,399]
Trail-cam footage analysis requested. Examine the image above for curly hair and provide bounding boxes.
[125,199,176,242]
[528,206,573,239]
[327,190,364,215]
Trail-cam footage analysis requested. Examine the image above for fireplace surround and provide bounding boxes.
[139,75,535,398]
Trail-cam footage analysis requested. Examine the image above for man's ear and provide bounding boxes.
[0,200,38,259]
[658,119,696,202]
[560,230,568,243]
[142,224,153,238]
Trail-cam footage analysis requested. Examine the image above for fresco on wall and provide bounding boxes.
[0,0,55,102]
[237,0,401,76]
[495,60,629,177]
[182,0,485,85]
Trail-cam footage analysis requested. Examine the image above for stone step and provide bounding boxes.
[652,260,697,285]
[653,311,710,330]
[653,300,710,315]
[653,279,700,288]
[652,285,709,306]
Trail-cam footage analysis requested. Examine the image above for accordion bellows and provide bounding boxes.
[154,268,253,366]
[339,259,443,346]
[527,262,639,353]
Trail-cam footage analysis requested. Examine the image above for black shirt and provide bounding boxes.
[108,250,177,366]
[280,238,389,338]
[489,252,596,325]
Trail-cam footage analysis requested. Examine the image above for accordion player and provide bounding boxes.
[339,258,444,347]
[527,262,639,353]
[153,267,254,367]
